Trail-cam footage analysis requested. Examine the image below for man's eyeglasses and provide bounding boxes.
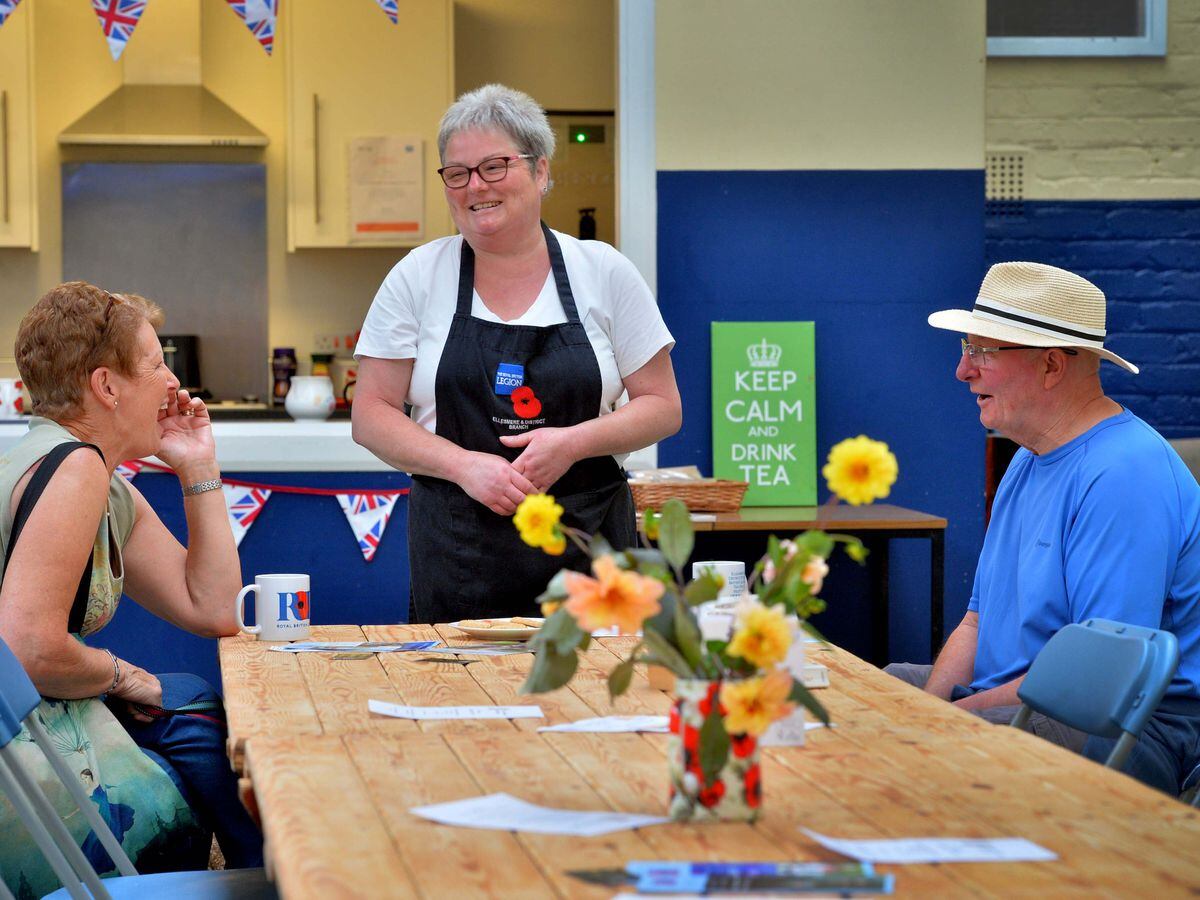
[437,154,535,189]
[961,338,1078,367]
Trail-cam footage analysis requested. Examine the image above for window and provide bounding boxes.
[987,0,1166,56]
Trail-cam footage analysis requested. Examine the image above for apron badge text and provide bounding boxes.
[494,362,525,396]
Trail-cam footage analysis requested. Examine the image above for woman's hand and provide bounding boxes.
[109,661,163,722]
[156,388,216,470]
[499,427,579,493]
[458,451,537,515]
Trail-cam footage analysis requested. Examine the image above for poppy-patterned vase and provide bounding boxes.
[667,678,761,822]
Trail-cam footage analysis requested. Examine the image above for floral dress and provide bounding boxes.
[0,419,204,900]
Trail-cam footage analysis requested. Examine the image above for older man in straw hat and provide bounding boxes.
[886,261,1200,796]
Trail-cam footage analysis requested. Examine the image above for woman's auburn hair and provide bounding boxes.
[15,281,164,420]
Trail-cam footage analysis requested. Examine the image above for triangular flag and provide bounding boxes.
[115,460,145,481]
[223,485,271,547]
[225,0,277,55]
[0,0,24,28]
[336,493,399,562]
[91,0,149,61]
[374,0,398,24]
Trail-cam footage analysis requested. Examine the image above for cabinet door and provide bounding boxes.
[286,0,453,249]
[0,3,35,249]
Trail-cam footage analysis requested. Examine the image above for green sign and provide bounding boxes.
[711,322,817,506]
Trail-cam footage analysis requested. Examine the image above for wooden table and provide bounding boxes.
[220,625,1200,898]
[683,504,947,662]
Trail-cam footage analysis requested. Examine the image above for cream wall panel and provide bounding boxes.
[454,0,614,110]
[987,0,1200,199]
[656,0,984,171]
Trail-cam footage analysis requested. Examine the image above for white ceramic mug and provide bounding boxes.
[236,574,312,641]
[691,560,746,599]
[0,378,24,418]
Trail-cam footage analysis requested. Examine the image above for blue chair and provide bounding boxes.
[1182,764,1200,807]
[1011,618,1180,771]
[0,636,275,899]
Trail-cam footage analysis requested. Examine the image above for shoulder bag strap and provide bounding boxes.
[3,441,106,633]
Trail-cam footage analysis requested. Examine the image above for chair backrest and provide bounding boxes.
[1017,618,1179,741]
[0,633,42,747]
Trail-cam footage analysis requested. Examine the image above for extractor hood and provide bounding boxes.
[59,84,268,147]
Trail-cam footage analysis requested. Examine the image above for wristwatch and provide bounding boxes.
[182,479,223,496]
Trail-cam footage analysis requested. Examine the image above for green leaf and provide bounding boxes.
[641,626,694,677]
[589,534,614,559]
[532,607,587,656]
[699,700,731,783]
[521,643,579,694]
[607,655,636,698]
[657,499,694,575]
[672,599,704,671]
[644,589,678,643]
[642,508,661,541]
[787,679,830,725]
[534,568,570,605]
[683,571,723,607]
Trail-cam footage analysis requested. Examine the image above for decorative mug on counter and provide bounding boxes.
[284,375,335,420]
[236,573,312,641]
[691,560,747,599]
[0,378,24,418]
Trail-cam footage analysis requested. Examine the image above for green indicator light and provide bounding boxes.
[575,133,587,143]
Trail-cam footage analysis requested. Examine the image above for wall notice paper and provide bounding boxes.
[410,792,669,837]
[801,829,1057,864]
[270,641,439,653]
[368,700,543,721]
[538,715,670,733]
[348,136,424,242]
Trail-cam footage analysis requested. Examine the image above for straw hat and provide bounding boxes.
[928,261,1138,374]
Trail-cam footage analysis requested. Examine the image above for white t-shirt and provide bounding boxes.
[355,229,674,433]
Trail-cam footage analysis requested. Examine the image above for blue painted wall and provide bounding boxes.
[88,471,412,688]
[656,169,988,663]
[986,200,1200,439]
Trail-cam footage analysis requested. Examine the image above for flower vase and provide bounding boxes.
[667,679,761,822]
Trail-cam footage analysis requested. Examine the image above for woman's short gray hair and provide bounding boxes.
[438,83,555,165]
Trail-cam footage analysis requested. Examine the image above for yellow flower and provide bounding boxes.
[720,670,796,736]
[543,533,567,556]
[513,493,564,550]
[563,555,664,634]
[541,599,562,617]
[822,435,898,506]
[726,600,793,668]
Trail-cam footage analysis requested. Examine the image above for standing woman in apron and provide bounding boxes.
[354,84,681,625]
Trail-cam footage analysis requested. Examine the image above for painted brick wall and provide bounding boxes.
[986,200,1200,438]
[986,1,1200,200]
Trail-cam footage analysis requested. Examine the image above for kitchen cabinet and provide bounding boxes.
[284,0,453,249]
[0,2,36,249]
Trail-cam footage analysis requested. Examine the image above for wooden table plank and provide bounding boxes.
[246,736,420,899]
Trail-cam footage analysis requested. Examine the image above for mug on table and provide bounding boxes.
[691,560,746,599]
[236,573,312,641]
[0,379,23,418]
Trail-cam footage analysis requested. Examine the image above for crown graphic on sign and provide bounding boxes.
[747,338,782,368]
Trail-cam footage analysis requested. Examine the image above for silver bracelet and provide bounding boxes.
[182,478,223,496]
[105,649,121,693]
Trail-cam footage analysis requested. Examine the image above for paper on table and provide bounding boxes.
[270,641,439,653]
[801,829,1057,864]
[410,792,669,837]
[418,644,533,657]
[538,715,669,733]
[368,699,543,720]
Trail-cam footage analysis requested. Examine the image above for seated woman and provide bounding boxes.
[0,282,262,896]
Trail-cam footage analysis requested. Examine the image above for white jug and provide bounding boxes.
[284,375,335,420]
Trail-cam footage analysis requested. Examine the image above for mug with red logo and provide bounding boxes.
[236,573,312,641]
[0,379,24,418]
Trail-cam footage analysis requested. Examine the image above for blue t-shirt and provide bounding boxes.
[970,409,1200,700]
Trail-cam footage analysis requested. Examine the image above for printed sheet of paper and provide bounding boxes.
[801,829,1057,864]
[410,792,669,837]
[348,136,424,242]
[538,715,670,734]
[368,700,543,720]
[270,641,439,653]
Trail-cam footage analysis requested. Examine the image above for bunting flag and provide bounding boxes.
[337,493,399,562]
[374,0,398,24]
[223,485,272,547]
[91,0,149,61]
[0,0,23,28]
[115,460,145,481]
[225,0,277,55]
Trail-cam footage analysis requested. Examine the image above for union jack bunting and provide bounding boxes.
[91,0,148,61]
[115,460,145,481]
[374,0,398,24]
[225,0,277,55]
[337,492,399,562]
[0,0,24,29]
[223,485,272,547]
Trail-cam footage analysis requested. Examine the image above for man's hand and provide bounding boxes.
[458,451,537,515]
[499,427,579,493]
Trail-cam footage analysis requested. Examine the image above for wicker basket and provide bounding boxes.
[629,479,749,512]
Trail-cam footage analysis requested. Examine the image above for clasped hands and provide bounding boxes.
[461,427,578,515]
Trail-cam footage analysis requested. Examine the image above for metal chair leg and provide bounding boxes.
[1105,731,1138,771]
[1010,705,1033,731]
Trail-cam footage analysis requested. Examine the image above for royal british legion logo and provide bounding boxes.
[747,338,782,369]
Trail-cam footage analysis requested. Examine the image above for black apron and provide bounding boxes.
[408,224,635,624]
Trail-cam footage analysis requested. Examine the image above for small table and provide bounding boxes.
[683,504,947,663]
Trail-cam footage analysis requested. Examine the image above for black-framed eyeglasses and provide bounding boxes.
[961,338,1078,367]
[437,154,535,189]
